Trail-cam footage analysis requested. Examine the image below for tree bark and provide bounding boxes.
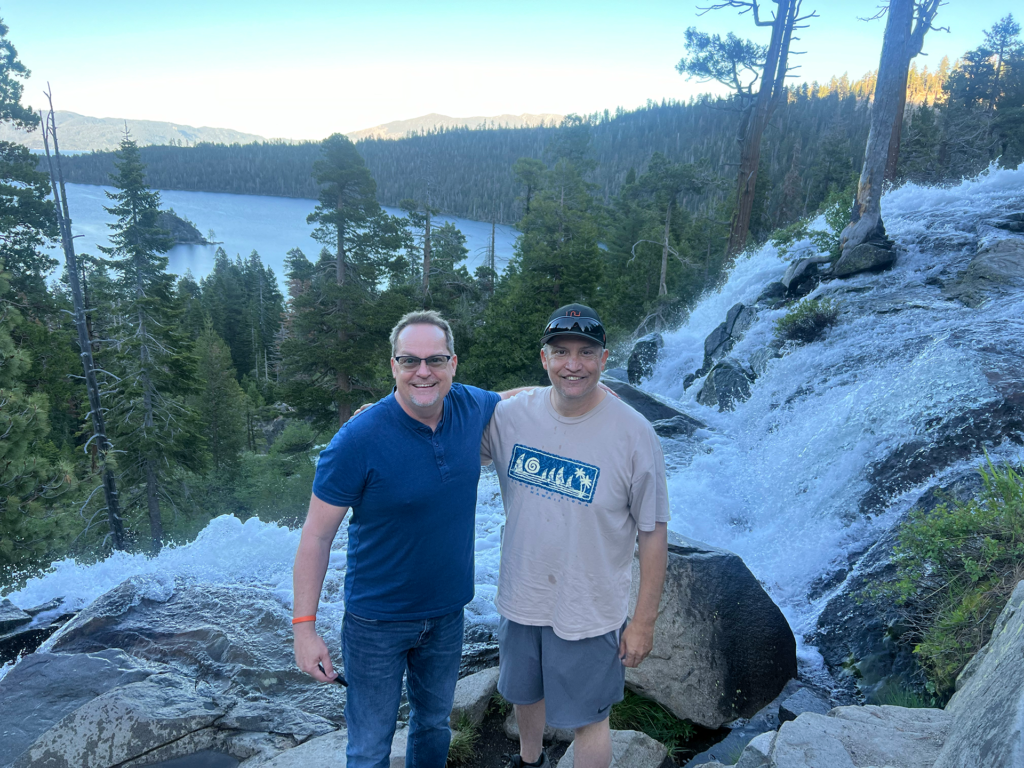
[884,69,910,182]
[659,200,673,296]
[841,0,915,253]
[422,208,432,302]
[726,0,799,257]
[41,101,126,551]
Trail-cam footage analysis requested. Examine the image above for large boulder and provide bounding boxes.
[257,725,409,768]
[933,578,1024,768]
[0,598,31,633]
[0,598,75,663]
[504,708,573,744]
[628,333,664,385]
[696,358,754,411]
[755,282,787,309]
[601,377,705,428]
[450,666,499,727]
[763,705,951,768]
[833,243,896,278]
[561,729,668,768]
[625,534,796,729]
[942,237,1024,307]
[781,255,831,292]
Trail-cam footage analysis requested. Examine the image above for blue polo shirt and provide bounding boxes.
[312,383,501,620]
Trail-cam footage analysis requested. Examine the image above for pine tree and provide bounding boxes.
[194,326,247,470]
[98,132,206,553]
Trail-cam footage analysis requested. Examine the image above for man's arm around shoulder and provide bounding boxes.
[619,522,668,668]
[293,493,348,682]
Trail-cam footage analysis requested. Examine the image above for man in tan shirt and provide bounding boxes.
[481,304,670,768]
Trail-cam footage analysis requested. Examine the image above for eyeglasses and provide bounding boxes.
[393,355,453,371]
[542,316,606,344]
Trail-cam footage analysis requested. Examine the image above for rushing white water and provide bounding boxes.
[5,167,1023,686]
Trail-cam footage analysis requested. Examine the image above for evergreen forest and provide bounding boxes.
[3,11,1024,580]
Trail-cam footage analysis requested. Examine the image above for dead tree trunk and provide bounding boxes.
[842,0,943,252]
[421,209,432,303]
[659,199,673,296]
[41,93,126,551]
[884,72,909,181]
[726,0,803,257]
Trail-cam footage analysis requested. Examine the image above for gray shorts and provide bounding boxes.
[497,617,626,730]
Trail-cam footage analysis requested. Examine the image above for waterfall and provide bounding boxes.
[3,167,1023,689]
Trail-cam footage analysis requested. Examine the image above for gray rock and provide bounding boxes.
[0,599,32,633]
[652,413,707,438]
[942,237,1024,307]
[703,322,733,365]
[724,303,745,335]
[782,255,831,290]
[504,708,574,744]
[450,666,499,727]
[625,534,796,729]
[984,212,1024,233]
[833,242,897,278]
[682,372,700,391]
[604,367,629,382]
[600,377,698,424]
[256,726,406,768]
[0,650,160,766]
[220,700,336,742]
[561,729,668,768]
[696,358,753,411]
[628,333,664,385]
[14,671,228,768]
[749,344,783,377]
[730,305,758,338]
[933,579,1024,768]
[768,706,951,768]
[734,730,774,768]
[755,282,787,308]
[779,688,831,723]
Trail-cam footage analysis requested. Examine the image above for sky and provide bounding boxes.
[5,0,1019,141]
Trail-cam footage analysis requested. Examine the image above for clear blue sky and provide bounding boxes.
[4,0,1017,140]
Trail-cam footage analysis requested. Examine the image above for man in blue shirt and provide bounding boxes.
[292,310,520,768]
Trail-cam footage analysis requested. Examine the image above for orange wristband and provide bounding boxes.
[292,615,316,625]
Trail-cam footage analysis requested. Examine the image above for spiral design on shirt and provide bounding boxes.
[524,457,541,474]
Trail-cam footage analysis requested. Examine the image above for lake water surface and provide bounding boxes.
[53,184,519,290]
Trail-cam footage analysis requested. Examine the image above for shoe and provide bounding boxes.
[506,753,550,768]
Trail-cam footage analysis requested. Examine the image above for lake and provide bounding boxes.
[52,184,520,290]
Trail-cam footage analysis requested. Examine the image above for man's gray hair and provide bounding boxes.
[389,310,455,356]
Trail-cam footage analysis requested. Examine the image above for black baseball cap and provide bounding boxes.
[540,304,607,347]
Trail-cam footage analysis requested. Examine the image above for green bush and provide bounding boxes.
[610,689,695,759]
[774,297,841,343]
[882,460,1024,702]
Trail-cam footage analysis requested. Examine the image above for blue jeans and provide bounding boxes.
[342,608,464,768]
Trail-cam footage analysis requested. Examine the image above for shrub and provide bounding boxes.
[882,460,1024,702]
[774,297,841,343]
[446,712,479,766]
[610,689,695,759]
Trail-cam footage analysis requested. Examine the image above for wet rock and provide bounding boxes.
[756,281,787,308]
[934,579,1024,767]
[628,333,664,384]
[652,413,707,438]
[0,599,31,633]
[811,471,986,701]
[703,322,734,366]
[727,303,757,337]
[0,650,160,765]
[450,666,499,727]
[779,689,831,723]
[220,700,335,742]
[682,371,700,390]
[782,256,831,292]
[985,212,1024,233]
[562,729,668,768]
[833,243,896,278]
[697,358,754,411]
[604,367,629,382]
[750,342,783,377]
[255,726,407,768]
[942,237,1024,307]
[625,534,797,729]
[600,377,698,424]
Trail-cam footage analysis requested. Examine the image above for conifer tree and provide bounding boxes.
[194,326,247,470]
[98,132,205,553]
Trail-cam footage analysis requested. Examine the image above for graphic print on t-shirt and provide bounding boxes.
[507,444,600,504]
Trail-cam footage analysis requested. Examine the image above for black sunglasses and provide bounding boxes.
[543,316,606,341]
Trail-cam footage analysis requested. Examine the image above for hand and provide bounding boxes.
[618,621,654,668]
[350,401,376,420]
[294,626,338,682]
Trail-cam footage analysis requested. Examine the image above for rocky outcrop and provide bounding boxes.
[0,597,75,663]
[782,255,832,293]
[0,598,31,633]
[257,726,409,768]
[778,688,831,723]
[601,377,706,429]
[696,358,754,411]
[628,333,664,384]
[651,413,707,438]
[832,242,897,278]
[684,303,759,392]
[933,578,1024,767]
[942,236,1024,307]
[625,534,797,729]
[561,729,668,768]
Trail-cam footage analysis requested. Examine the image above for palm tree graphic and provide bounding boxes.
[574,468,592,490]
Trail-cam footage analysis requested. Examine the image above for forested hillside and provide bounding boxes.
[54,64,952,228]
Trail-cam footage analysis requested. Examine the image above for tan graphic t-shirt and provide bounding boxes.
[480,387,671,640]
